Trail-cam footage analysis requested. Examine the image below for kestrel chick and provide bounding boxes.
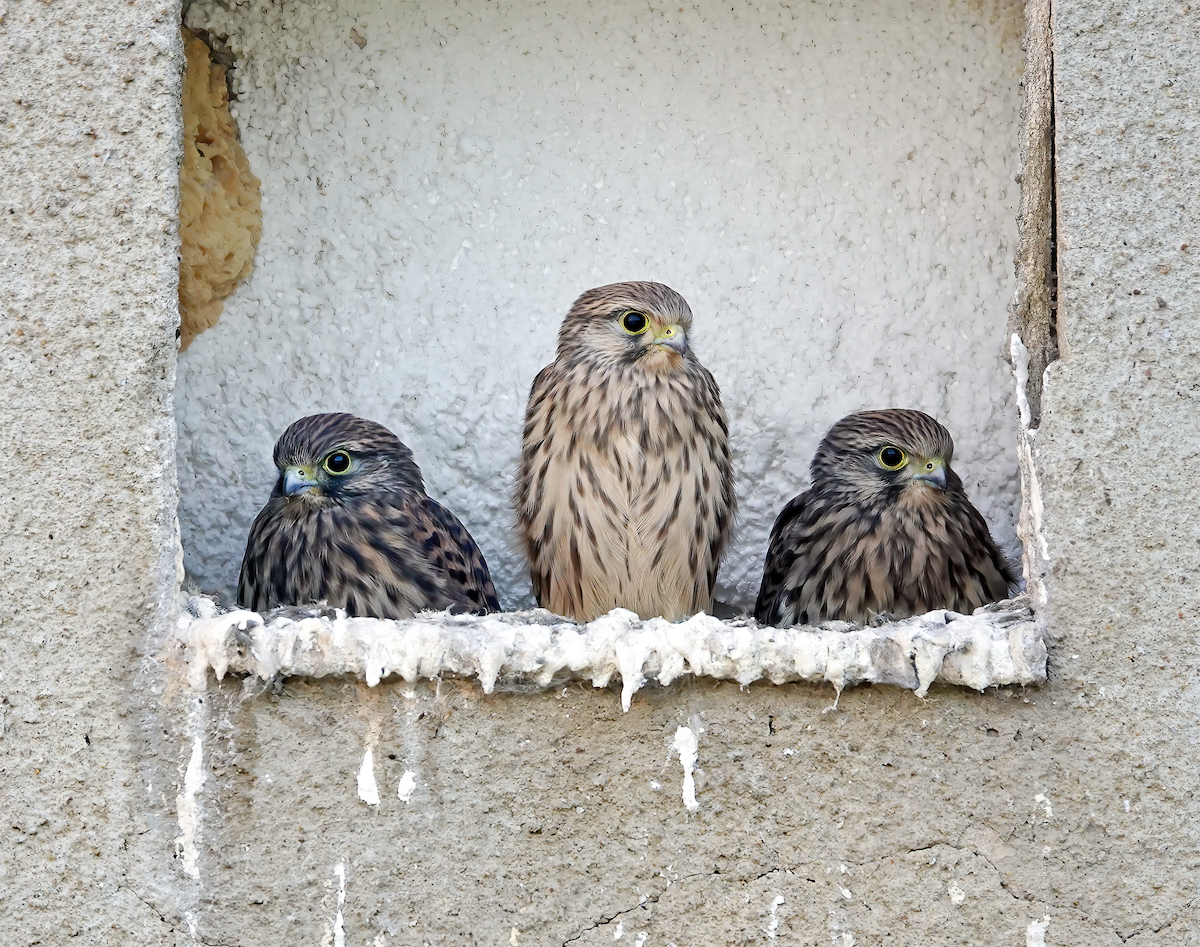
[514,281,735,623]
[238,412,499,618]
[754,409,1017,626]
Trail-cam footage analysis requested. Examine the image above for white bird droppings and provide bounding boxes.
[357,748,380,806]
[1026,916,1050,947]
[765,895,786,938]
[182,599,1046,705]
[397,769,417,804]
[174,737,205,879]
[332,863,347,947]
[672,723,701,811]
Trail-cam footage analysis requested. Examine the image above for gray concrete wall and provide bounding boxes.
[0,0,183,944]
[1,2,1198,946]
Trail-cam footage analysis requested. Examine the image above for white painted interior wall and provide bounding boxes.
[177,0,1025,611]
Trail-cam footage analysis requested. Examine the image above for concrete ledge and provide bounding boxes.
[182,596,1045,707]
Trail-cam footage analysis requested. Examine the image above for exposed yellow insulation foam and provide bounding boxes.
[178,27,261,350]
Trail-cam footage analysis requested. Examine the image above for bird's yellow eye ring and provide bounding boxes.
[619,310,650,335]
[877,446,907,470]
[323,451,352,475]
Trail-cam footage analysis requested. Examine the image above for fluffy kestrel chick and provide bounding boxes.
[238,412,499,618]
[514,281,735,622]
[754,409,1017,626]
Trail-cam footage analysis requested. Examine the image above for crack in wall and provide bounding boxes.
[910,841,1177,945]
[559,869,716,946]
[129,885,241,947]
[129,887,174,933]
[560,845,1085,946]
[1119,895,1197,942]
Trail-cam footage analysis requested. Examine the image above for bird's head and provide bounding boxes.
[555,281,696,375]
[269,412,425,505]
[810,409,960,507]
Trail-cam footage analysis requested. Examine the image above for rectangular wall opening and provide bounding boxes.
[174,0,1043,697]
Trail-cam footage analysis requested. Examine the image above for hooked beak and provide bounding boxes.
[651,323,687,356]
[283,465,319,496]
[913,458,947,491]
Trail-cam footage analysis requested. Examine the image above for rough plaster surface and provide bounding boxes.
[169,675,1141,946]
[3,1,1200,946]
[1034,0,1200,941]
[175,0,1025,610]
[0,0,183,943]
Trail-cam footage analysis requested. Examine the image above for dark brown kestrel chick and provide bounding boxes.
[754,409,1017,626]
[238,412,499,618]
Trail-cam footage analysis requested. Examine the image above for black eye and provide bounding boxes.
[878,447,907,470]
[620,311,649,335]
[323,451,352,475]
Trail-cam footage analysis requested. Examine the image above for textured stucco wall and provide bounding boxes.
[177,676,1091,944]
[2,1,1200,946]
[1027,0,1200,939]
[0,0,183,943]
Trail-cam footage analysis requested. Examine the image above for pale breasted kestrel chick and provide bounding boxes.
[238,412,499,618]
[754,409,1017,626]
[514,282,735,622]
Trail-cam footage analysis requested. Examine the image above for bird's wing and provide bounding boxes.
[237,494,301,612]
[753,490,821,625]
[236,503,271,611]
[949,495,1021,601]
[694,364,737,601]
[404,494,501,614]
[514,362,564,609]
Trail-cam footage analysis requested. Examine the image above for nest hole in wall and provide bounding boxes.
[172,0,1053,701]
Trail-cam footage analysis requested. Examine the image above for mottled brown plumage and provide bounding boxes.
[754,409,1017,626]
[238,413,499,618]
[514,281,735,622]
